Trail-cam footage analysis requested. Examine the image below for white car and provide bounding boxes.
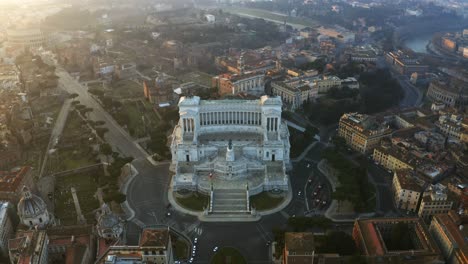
[194,237,198,244]
[213,246,219,252]
[297,191,302,196]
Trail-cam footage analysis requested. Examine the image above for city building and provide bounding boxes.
[338,113,392,154]
[373,145,415,172]
[97,228,174,264]
[392,170,425,213]
[271,81,313,110]
[143,79,174,107]
[0,202,13,258]
[47,225,95,264]
[442,36,458,52]
[170,96,290,214]
[93,57,115,79]
[0,64,20,90]
[212,72,264,96]
[313,75,341,94]
[17,186,51,228]
[8,230,49,264]
[419,184,453,222]
[436,112,464,140]
[6,27,45,50]
[429,212,468,264]
[348,47,378,62]
[0,166,34,203]
[385,50,428,75]
[352,218,442,262]
[215,49,276,75]
[427,80,468,108]
[340,77,360,89]
[317,26,355,43]
[282,232,315,264]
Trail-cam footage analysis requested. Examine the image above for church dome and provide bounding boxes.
[17,186,50,228]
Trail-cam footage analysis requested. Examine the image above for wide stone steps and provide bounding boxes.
[211,189,248,213]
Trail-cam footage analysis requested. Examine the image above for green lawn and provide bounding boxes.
[172,238,190,260]
[211,247,247,264]
[60,149,98,171]
[179,71,213,87]
[48,112,98,173]
[223,7,318,29]
[54,171,102,225]
[116,100,160,138]
[111,80,144,99]
[250,192,285,211]
[175,193,209,212]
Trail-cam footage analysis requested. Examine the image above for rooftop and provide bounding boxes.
[432,213,468,248]
[395,170,425,192]
[285,232,315,253]
[0,166,31,193]
[139,228,170,248]
[355,217,440,257]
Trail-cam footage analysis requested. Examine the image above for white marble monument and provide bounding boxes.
[170,96,291,195]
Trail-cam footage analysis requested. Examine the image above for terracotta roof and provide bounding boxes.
[139,228,169,248]
[66,244,88,264]
[284,232,315,253]
[433,213,468,247]
[0,166,31,193]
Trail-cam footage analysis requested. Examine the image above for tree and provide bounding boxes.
[80,107,93,118]
[96,127,109,138]
[94,120,106,126]
[103,192,126,204]
[69,93,79,101]
[100,143,113,164]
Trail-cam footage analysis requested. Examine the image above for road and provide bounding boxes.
[125,142,338,263]
[396,75,423,108]
[55,68,149,160]
[376,55,423,108]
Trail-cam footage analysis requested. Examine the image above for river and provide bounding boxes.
[403,33,434,54]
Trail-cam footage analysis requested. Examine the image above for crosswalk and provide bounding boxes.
[255,223,272,242]
[193,227,203,236]
[183,221,203,237]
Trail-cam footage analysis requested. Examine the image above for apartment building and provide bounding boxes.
[392,170,425,212]
[419,184,453,222]
[338,113,392,154]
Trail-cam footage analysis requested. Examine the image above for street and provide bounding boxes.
[56,68,149,160]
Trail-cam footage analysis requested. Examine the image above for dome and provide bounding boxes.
[17,186,50,228]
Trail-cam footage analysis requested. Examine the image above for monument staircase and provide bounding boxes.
[212,189,248,213]
[200,188,260,222]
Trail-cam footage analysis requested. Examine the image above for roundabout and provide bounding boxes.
[124,142,333,263]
